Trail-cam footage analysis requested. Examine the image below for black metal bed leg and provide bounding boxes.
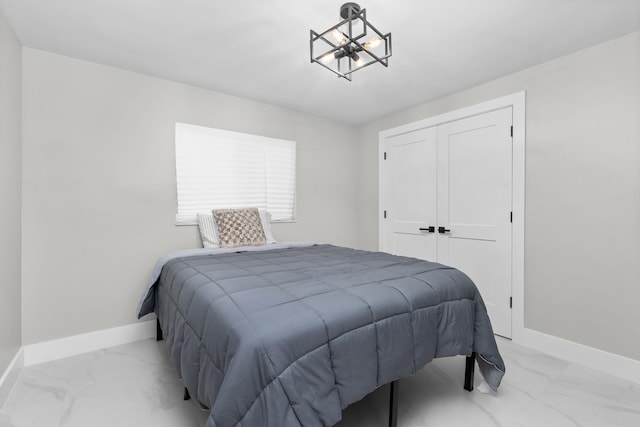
[156,318,164,341]
[388,380,399,427]
[464,352,476,391]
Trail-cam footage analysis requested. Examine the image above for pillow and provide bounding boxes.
[213,207,266,248]
[258,209,277,245]
[197,212,218,248]
[197,208,277,248]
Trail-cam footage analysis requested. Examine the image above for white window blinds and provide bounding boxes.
[175,123,296,224]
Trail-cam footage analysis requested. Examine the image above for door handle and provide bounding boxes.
[419,226,435,233]
[438,226,451,234]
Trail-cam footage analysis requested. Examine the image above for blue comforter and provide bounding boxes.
[138,244,505,427]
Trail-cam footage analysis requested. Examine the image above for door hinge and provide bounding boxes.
[384,152,387,160]
[510,211,513,223]
[510,297,513,308]
[510,126,513,138]
[383,210,387,219]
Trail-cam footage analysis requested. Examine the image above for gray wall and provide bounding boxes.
[0,9,22,373]
[21,48,360,344]
[11,24,640,365]
[357,32,640,361]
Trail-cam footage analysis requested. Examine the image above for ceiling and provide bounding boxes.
[1,0,639,125]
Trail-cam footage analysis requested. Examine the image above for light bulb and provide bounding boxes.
[321,52,336,63]
[364,37,382,51]
[352,53,364,67]
[331,29,347,45]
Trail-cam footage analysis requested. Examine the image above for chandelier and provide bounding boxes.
[310,2,392,81]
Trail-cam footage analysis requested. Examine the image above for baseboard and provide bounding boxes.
[0,347,24,410]
[519,327,640,385]
[12,320,640,388]
[23,320,156,367]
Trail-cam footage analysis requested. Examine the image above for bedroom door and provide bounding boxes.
[381,127,438,261]
[436,108,513,338]
[380,107,514,338]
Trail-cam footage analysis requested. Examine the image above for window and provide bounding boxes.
[175,123,296,225]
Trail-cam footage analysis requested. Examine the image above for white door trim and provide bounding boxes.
[379,91,526,343]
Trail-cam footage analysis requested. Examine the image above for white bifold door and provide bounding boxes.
[381,107,513,338]
[381,126,438,261]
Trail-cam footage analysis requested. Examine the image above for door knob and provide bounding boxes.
[419,226,435,233]
[438,226,451,234]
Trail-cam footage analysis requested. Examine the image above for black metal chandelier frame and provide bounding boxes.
[310,3,392,81]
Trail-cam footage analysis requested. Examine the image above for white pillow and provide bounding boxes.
[197,209,277,248]
[258,209,277,245]
[197,212,218,248]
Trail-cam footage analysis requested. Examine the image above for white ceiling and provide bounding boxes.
[1,0,639,125]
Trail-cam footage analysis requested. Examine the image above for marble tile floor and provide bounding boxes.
[1,337,639,427]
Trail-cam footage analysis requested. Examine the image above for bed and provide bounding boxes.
[137,242,505,427]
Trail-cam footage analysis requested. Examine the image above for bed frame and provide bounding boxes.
[156,319,476,427]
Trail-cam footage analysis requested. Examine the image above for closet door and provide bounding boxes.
[437,107,513,337]
[381,127,438,261]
